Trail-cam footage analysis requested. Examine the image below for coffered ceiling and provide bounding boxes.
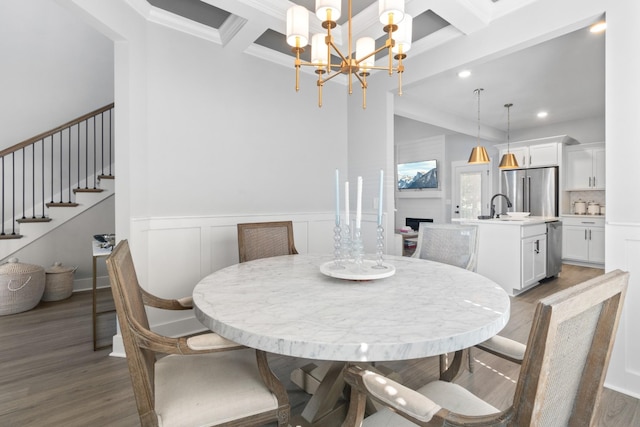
[142,0,605,140]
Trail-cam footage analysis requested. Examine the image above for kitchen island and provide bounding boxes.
[457,216,559,296]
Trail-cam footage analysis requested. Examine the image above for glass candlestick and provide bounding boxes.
[352,227,364,268]
[341,224,352,263]
[373,225,387,269]
[332,224,344,269]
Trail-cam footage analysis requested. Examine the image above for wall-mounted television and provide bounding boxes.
[397,160,438,190]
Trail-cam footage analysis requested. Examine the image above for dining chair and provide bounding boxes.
[106,240,290,427]
[342,269,629,427]
[411,223,479,373]
[411,223,478,271]
[237,220,298,263]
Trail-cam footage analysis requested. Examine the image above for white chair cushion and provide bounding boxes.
[364,380,498,427]
[477,335,526,361]
[155,348,278,427]
[186,333,242,351]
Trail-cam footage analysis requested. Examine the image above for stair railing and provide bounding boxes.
[0,103,114,239]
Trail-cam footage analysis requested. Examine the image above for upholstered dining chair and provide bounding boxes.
[411,223,479,373]
[342,269,629,427]
[411,223,478,271]
[237,221,298,263]
[106,240,290,427]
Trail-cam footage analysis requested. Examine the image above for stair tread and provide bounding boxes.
[16,218,51,223]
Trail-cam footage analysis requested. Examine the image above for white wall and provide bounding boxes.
[0,0,113,150]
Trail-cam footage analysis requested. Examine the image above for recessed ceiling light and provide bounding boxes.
[590,21,607,33]
[537,111,548,118]
[458,70,471,78]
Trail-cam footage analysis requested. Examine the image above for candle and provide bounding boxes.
[377,169,384,226]
[335,169,340,226]
[356,176,362,229]
[344,181,350,226]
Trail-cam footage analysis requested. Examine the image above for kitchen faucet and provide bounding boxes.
[490,193,513,218]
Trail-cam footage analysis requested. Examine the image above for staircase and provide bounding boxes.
[0,104,114,260]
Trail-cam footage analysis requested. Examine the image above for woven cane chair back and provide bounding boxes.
[237,221,298,263]
[412,224,478,271]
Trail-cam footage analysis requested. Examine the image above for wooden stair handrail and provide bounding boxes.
[0,103,114,158]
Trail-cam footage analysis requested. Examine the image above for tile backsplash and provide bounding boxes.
[568,190,605,213]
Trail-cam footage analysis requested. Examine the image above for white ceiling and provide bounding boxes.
[145,0,605,140]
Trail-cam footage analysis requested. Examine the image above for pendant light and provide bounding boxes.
[468,88,490,164]
[499,103,520,169]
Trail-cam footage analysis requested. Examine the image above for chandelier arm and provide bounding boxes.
[355,44,390,67]
[327,40,349,67]
[319,70,344,84]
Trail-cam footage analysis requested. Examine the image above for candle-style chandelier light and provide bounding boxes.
[286,0,412,109]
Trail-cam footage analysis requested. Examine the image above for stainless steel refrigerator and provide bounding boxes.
[500,166,559,216]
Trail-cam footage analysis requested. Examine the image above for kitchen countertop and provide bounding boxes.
[561,214,605,218]
[455,216,560,225]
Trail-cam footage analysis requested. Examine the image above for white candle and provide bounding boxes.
[335,169,340,226]
[356,176,363,229]
[377,169,384,226]
[344,181,350,226]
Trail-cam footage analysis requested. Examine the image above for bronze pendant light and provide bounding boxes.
[468,88,490,164]
[499,103,519,169]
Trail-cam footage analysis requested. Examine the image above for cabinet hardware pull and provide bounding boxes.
[589,229,592,240]
[589,176,592,187]
[585,229,588,240]
[582,221,595,224]
[593,176,596,187]
[535,240,540,254]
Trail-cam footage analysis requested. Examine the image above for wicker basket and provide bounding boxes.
[43,262,76,302]
[0,258,45,316]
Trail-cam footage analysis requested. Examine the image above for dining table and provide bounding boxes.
[193,254,510,426]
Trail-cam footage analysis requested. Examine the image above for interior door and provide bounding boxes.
[452,161,492,220]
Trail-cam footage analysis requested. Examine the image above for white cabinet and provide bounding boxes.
[499,142,559,168]
[522,233,547,287]
[565,144,605,190]
[562,216,605,265]
[474,222,548,296]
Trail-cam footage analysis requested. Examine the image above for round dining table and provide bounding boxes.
[193,254,510,362]
[193,254,510,426]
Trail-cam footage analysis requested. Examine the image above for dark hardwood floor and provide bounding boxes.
[0,264,638,426]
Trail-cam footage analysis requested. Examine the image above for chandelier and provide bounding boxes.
[286,0,412,109]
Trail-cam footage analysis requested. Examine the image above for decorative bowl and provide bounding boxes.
[506,212,531,219]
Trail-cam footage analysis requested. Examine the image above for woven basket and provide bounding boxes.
[43,262,76,302]
[0,258,45,316]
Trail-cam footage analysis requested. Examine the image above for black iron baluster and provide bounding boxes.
[77,122,80,192]
[32,143,35,218]
[59,131,63,203]
[68,127,71,203]
[93,116,97,189]
[41,138,45,218]
[11,152,16,234]
[22,147,26,220]
[50,135,54,203]
[85,118,88,189]
[101,112,105,177]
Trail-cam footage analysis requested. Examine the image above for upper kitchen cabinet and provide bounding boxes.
[564,143,605,190]
[495,135,577,169]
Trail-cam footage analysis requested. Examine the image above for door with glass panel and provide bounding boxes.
[451,161,491,220]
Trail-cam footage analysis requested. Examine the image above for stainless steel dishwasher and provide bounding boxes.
[546,220,563,278]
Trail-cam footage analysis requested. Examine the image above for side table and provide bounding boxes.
[92,239,115,350]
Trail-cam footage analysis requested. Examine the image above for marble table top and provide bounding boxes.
[193,254,510,362]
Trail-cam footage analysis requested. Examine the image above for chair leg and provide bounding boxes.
[468,347,474,373]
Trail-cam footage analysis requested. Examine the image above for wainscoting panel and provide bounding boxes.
[606,222,640,399]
